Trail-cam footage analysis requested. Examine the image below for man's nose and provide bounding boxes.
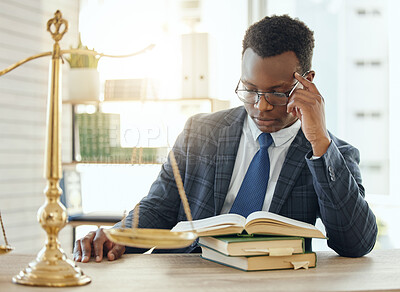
[255,94,274,111]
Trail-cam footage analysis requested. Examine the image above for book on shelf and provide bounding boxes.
[171,211,326,239]
[198,235,304,257]
[200,245,316,271]
[74,112,168,163]
[104,78,159,100]
[75,112,120,162]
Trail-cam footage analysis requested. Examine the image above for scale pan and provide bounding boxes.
[0,245,14,255]
[104,228,197,249]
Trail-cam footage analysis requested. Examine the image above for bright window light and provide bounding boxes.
[79,0,182,99]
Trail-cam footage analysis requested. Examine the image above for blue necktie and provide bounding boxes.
[230,133,273,217]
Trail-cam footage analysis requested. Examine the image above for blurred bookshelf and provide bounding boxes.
[62,97,230,166]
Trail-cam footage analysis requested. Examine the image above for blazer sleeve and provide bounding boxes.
[306,140,378,257]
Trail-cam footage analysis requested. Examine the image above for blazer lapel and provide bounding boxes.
[213,107,246,215]
[269,129,312,214]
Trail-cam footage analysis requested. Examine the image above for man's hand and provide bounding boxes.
[287,72,331,156]
[73,228,125,263]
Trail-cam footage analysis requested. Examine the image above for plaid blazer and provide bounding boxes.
[123,106,377,257]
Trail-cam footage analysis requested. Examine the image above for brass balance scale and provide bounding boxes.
[0,11,197,287]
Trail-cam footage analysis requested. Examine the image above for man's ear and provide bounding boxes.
[307,70,316,82]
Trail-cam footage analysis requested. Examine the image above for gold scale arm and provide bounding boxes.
[0,46,155,77]
[0,52,52,76]
[0,10,152,287]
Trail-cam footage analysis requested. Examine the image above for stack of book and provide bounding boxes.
[199,235,316,271]
[171,211,325,271]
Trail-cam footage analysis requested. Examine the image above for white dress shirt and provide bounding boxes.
[220,115,301,214]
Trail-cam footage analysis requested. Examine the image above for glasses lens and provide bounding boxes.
[235,80,289,105]
[266,93,288,106]
[236,90,258,104]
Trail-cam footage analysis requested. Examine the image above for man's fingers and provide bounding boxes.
[80,231,96,263]
[93,229,107,262]
[73,239,82,262]
[294,71,311,84]
[289,89,323,104]
[294,72,319,94]
[287,86,324,116]
[107,244,126,261]
[73,229,125,263]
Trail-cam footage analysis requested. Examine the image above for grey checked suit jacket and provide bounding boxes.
[122,106,377,257]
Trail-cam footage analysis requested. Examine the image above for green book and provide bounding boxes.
[75,112,168,164]
[75,112,121,162]
[198,235,304,257]
[200,245,316,272]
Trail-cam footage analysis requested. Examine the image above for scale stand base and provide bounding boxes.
[12,247,91,287]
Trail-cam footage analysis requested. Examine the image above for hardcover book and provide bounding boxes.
[198,235,304,256]
[201,246,316,271]
[171,211,325,238]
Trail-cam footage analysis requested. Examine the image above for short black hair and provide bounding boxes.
[242,15,315,73]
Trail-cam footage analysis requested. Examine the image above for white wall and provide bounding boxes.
[0,0,79,253]
[388,0,400,201]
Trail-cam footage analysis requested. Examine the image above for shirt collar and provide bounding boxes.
[247,115,301,147]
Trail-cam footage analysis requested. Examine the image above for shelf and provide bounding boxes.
[102,97,225,103]
[62,97,230,112]
[102,98,230,113]
[62,97,224,103]
[63,161,163,166]
[62,99,100,105]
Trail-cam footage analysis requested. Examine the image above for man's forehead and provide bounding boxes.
[241,49,299,88]
[242,49,299,74]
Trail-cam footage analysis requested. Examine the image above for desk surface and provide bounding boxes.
[1,249,399,292]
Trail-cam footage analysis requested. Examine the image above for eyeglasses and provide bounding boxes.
[235,71,310,106]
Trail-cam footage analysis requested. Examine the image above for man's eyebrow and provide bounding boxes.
[241,79,291,91]
[241,79,257,87]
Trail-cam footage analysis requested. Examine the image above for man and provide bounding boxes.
[74,15,377,263]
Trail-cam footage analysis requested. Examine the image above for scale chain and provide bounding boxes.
[0,211,10,246]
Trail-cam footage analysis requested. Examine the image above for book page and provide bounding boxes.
[171,213,245,232]
[246,211,320,231]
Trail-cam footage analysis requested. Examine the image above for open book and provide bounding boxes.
[171,211,326,239]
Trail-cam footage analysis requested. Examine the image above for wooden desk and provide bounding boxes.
[1,249,399,291]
